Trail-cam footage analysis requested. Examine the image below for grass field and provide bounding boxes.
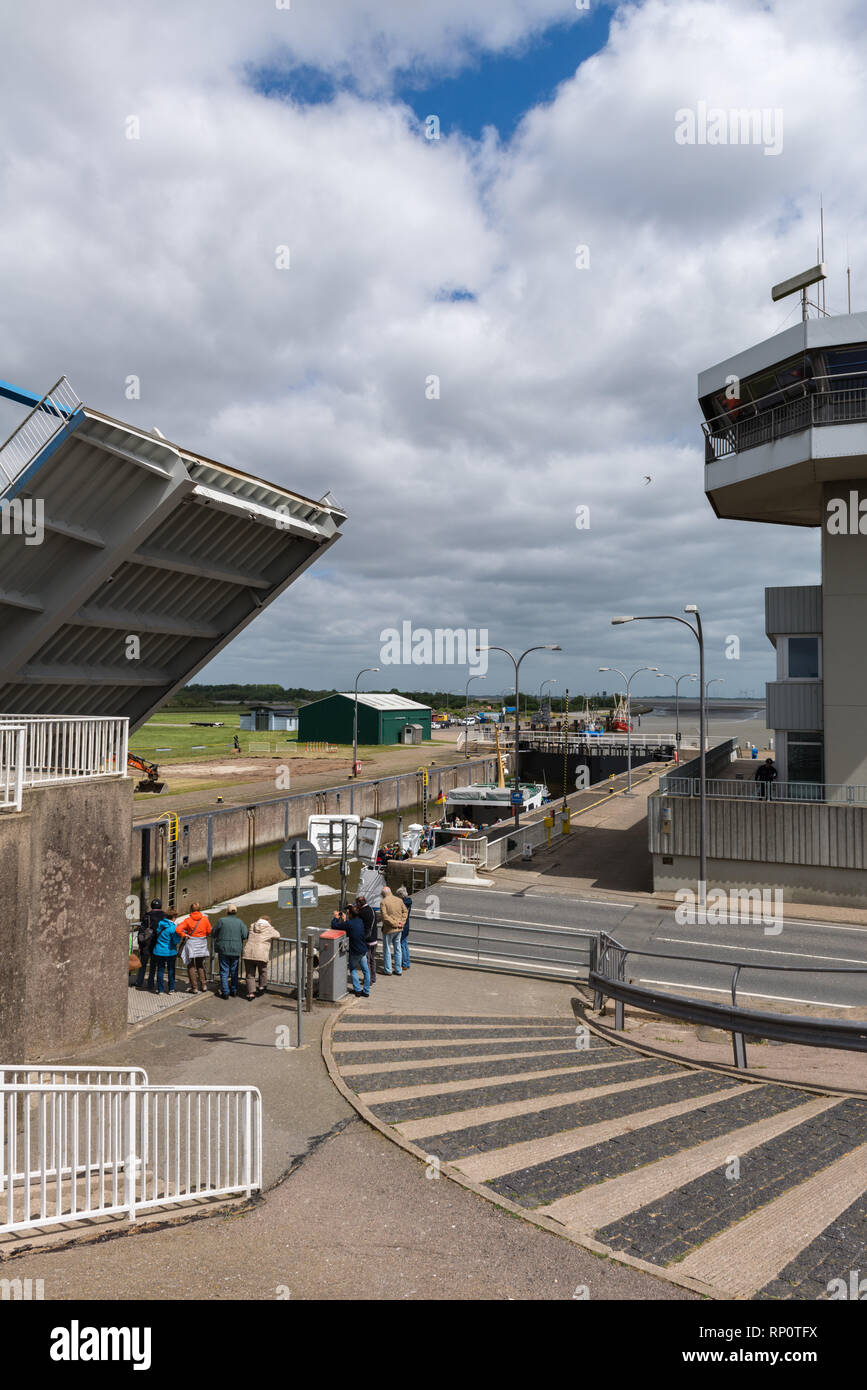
[129,707,437,766]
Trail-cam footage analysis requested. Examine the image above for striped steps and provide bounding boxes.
[331,1012,867,1300]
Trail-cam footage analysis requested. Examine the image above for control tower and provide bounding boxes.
[699,267,867,794]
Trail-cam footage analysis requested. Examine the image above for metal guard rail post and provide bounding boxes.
[589,932,867,1069]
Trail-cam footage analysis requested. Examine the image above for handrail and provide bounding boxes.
[701,368,867,435]
[590,932,867,1069]
[659,774,867,805]
[0,376,81,491]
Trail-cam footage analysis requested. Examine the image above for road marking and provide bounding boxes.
[637,977,858,1009]
[438,886,630,909]
[654,936,867,967]
[437,912,600,933]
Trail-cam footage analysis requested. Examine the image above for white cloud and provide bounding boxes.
[1,0,863,699]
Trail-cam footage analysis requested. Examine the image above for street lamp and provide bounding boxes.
[612,607,707,906]
[705,678,724,745]
[476,644,561,827]
[655,671,698,750]
[539,678,557,731]
[352,666,380,777]
[598,665,658,793]
[465,674,483,759]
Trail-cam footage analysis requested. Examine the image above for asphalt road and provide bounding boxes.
[429,882,867,1013]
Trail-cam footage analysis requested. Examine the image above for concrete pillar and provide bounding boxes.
[0,778,133,1060]
[822,481,867,787]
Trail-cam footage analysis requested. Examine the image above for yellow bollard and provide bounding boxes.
[562,808,571,834]
[543,813,554,844]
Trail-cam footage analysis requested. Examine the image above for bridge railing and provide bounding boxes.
[0,376,81,491]
[0,714,129,810]
[1,1068,262,1233]
[590,932,867,1069]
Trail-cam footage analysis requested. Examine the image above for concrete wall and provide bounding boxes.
[649,789,867,907]
[822,480,867,787]
[0,778,132,1060]
[651,851,867,909]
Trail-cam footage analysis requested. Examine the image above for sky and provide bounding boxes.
[2,0,864,700]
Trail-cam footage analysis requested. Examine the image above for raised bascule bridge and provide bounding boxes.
[0,373,345,1059]
[0,374,344,727]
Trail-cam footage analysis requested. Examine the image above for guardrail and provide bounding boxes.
[519,731,678,752]
[0,376,82,490]
[703,380,867,462]
[658,774,867,804]
[0,714,129,811]
[590,932,867,1069]
[205,936,302,994]
[458,837,488,869]
[409,914,596,981]
[1,1068,262,1233]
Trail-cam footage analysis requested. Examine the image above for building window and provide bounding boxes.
[787,636,820,679]
[786,731,823,785]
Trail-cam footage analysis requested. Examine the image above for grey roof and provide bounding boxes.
[337,693,431,712]
[0,390,345,731]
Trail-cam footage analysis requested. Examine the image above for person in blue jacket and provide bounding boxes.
[150,914,181,994]
[333,909,370,997]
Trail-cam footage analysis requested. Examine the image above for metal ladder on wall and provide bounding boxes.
[158,812,180,914]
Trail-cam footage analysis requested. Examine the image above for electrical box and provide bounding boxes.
[317,928,348,1001]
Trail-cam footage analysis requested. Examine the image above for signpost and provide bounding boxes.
[279,836,318,1046]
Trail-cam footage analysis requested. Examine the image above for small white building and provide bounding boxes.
[239,702,299,733]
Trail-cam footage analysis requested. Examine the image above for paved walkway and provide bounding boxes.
[327,972,867,1300]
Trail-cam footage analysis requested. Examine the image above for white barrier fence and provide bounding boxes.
[458,836,488,869]
[1,1066,262,1233]
[0,715,129,811]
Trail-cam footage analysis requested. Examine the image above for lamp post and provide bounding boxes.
[465,674,482,759]
[705,678,724,747]
[655,671,698,750]
[539,678,557,731]
[353,666,379,777]
[612,607,706,906]
[599,665,658,793]
[476,644,561,827]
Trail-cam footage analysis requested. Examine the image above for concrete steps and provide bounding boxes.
[331,1012,867,1299]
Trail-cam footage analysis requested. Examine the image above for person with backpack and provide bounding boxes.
[175,902,213,994]
[212,905,248,998]
[353,895,378,984]
[151,913,181,994]
[135,898,164,991]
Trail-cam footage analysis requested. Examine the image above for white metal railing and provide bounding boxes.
[659,775,867,805]
[0,715,129,811]
[459,836,488,868]
[0,725,25,811]
[1,1069,262,1233]
[0,377,81,491]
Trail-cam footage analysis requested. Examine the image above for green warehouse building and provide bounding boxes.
[298,692,432,745]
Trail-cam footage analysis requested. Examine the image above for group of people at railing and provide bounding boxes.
[132,901,279,1000]
[331,884,412,998]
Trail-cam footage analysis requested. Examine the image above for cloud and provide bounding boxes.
[0,0,863,700]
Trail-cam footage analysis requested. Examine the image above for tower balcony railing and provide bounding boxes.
[703,372,867,462]
[659,772,867,805]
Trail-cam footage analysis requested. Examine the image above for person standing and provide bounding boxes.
[754,757,778,800]
[151,913,181,994]
[175,902,213,993]
[242,916,280,1000]
[397,886,413,971]
[337,908,370,997]
[212,904,248,998]
[380,885,407,976]
[136,897,164,991]
[354,895,377,984]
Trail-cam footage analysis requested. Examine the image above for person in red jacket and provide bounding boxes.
[175,903,213,994]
